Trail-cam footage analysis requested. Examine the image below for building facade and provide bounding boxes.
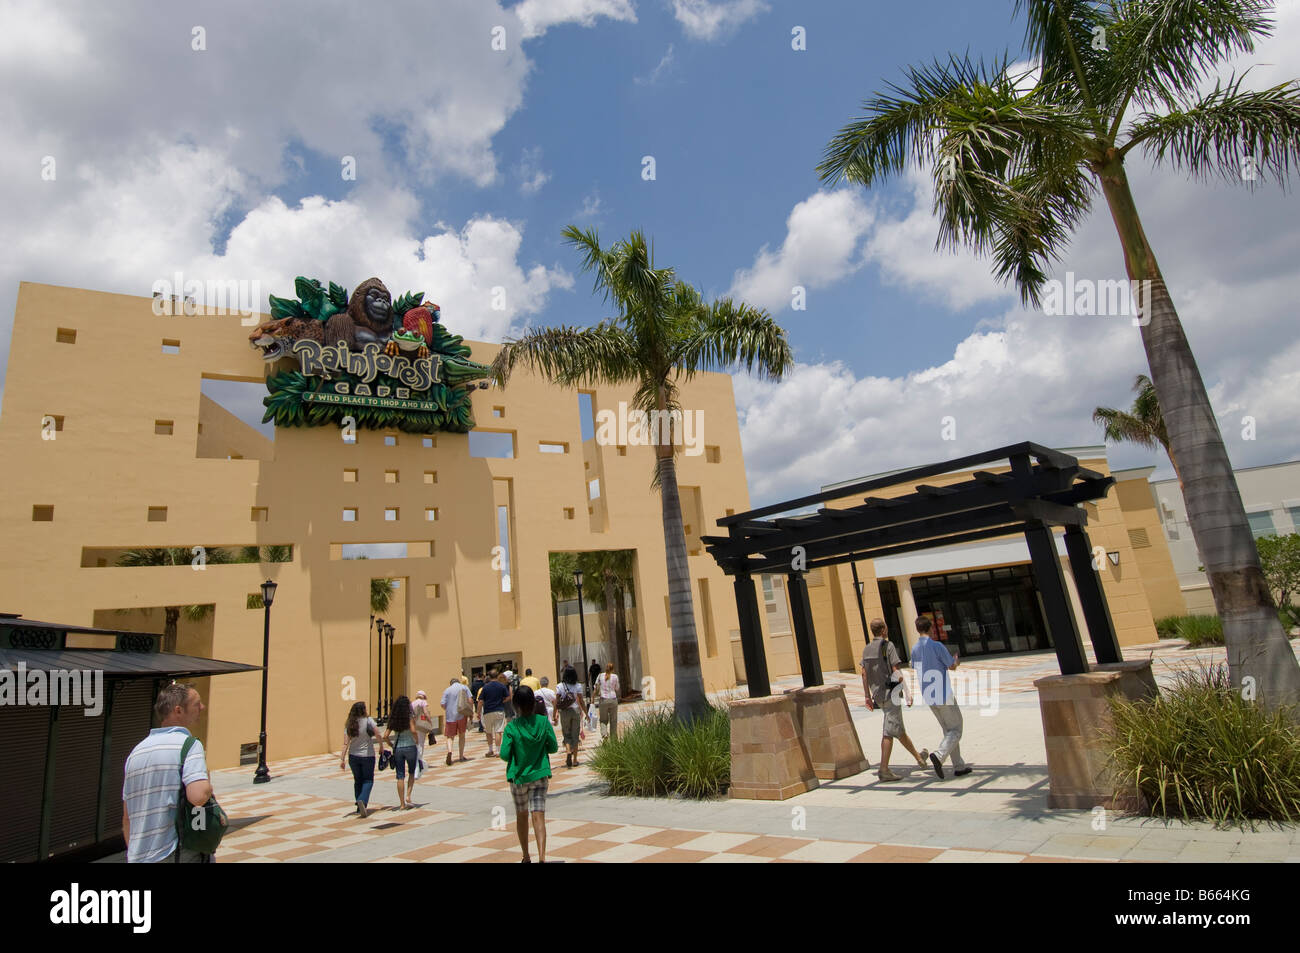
[1149,460,1300,614]
[0,282,752,768]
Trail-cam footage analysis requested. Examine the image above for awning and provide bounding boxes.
[0,648,261,679]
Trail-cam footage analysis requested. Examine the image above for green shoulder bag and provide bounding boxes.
[175,735,229,858]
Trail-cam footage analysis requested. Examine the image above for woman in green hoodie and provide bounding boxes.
[499,684,558,863]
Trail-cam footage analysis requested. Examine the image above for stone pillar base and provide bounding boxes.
[1035,660,1156,810]
[789,684,869,780]
[728,694,819,800]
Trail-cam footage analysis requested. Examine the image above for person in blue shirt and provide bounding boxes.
[910,616,972,779]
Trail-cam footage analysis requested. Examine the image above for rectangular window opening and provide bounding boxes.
[32,505,54,522]
[161,339,181,355]
[56,328,77,344]
[469,431,515,459]
[155,420,174,435]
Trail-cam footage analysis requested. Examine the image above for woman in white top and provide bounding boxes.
[339,701,386,817]
[596,662,620,741]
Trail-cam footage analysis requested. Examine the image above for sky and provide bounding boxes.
[2,0,1299,509]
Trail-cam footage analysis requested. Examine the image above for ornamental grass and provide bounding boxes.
[588,703,730,798]
[1102,664,1300,825]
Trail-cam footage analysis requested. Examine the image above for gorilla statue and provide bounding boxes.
[323,277,394,350]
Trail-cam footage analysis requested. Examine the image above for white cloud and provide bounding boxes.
[728,191,873,313]
[0,0,633,406]
[574,187,605,219]
[635,44,676,86]
[516,146,551,194]
[861,168,1012,311]
[672,0,769,41]
[513,0,637,38]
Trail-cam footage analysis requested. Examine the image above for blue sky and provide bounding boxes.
[3,0,1299,507]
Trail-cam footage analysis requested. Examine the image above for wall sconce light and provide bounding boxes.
[1107,551,1120,567]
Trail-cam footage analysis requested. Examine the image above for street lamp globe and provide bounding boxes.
[261,578,278,608]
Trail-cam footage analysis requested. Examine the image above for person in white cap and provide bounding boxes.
[411,690,435,779]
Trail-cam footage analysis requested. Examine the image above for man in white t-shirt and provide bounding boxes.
[536,676,557,723]
[122,683,214,863]
[596,663,620,741]
[440,676,473,765]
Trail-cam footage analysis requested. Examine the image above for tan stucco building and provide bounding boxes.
[0,282,753,768]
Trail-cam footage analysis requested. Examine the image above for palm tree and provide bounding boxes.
[577,549,638,693]
[116,546,232,651]
[549,551,579,674]
[818,0,1300,710]
[1093,373,1170,456]
[493,227,793,720]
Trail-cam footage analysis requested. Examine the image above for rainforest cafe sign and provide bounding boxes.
[293,340,441,391]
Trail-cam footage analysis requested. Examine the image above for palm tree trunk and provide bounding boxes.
[164,606,180,654]
[603,571,619,684]
[551,596,561,679]
[1098,158,1300,710]
[614,583,632,696]
[657,449,709,720]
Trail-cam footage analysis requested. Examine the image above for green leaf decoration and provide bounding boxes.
[392,291,426,322]
[328,282,348,309]
[268,295,307,321]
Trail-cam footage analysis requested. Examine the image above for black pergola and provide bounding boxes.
[703,442,1124,698]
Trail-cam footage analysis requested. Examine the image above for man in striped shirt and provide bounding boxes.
[122,683,214,863]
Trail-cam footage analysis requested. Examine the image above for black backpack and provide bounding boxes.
[555,684,576,711]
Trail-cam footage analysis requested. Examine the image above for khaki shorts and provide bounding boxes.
[880,699,905,739]
[483,711,505,736]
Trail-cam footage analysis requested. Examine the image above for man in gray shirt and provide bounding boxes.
[861,619,928,782]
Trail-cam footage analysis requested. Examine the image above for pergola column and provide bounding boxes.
[732,573,771,698]
[896,574,919,652]
[1024,520,1089,675]
[1063,523,1122,664]
[786,572,824,688]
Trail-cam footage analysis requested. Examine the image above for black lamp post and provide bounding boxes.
[385,623,395,719]
[253,578,277,784]
[573,570,590,695]
[375,617,385,724]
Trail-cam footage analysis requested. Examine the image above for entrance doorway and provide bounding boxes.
[911,564,1052,657]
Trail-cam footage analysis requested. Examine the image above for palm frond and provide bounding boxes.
[491,323,640,389]
[674,299,793,381]
[1105,0,1273,112]
[1122,75,1300,186]
[1013,0,1111,118]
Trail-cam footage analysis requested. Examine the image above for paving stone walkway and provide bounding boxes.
[100,638,1300,863]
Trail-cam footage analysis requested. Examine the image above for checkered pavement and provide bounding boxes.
[382,819,1100,864]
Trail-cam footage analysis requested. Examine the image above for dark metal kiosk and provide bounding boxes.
[0,614,261,862]
[702,442,1125,696]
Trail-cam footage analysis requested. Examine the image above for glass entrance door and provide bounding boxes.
[910,564,1052,658]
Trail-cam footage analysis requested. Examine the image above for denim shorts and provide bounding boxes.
[393,745,418,779]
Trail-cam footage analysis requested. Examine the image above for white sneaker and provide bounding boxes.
[415,760,424,780]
